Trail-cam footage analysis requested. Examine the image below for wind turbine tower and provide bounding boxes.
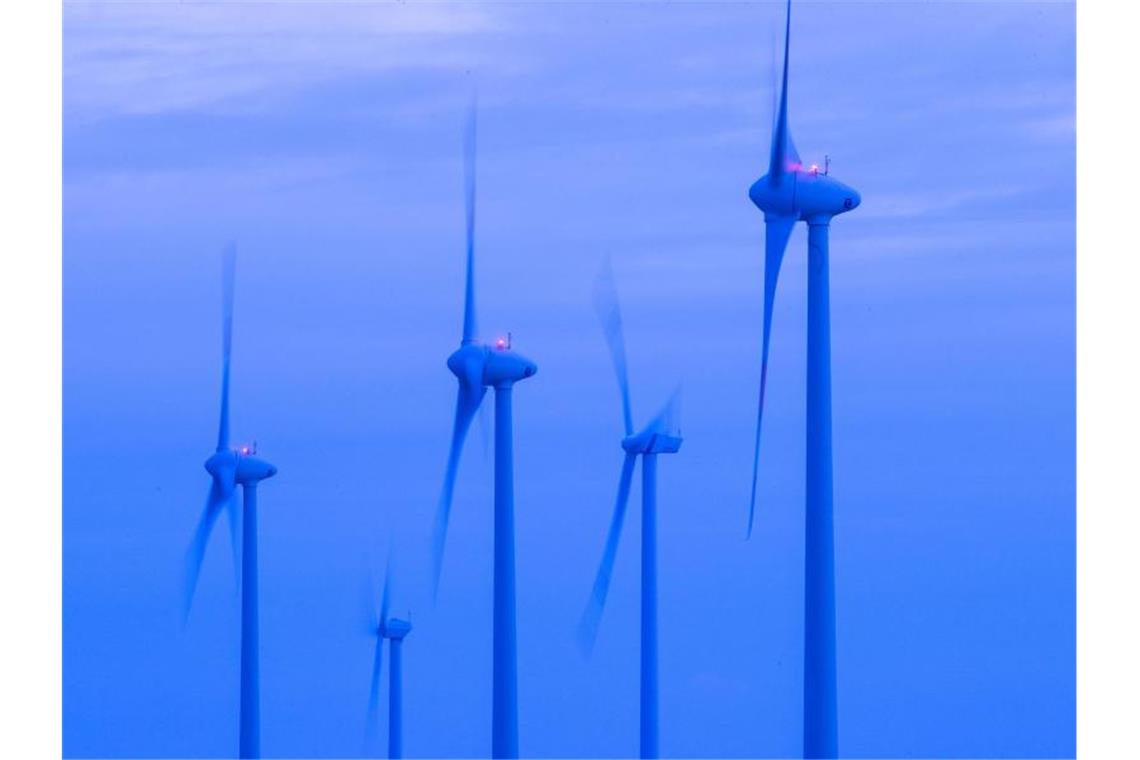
[234,447,276,759]
[185,245,278,760]
[382,619,412,759]
[367,564,413,760]
[746,2,860,758]
[431,101,537,759]
[579,261,682,759]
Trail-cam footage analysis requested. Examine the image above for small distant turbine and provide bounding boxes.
[578,260,681,760]
[366,560,412,759]
[746,2,860,758]
[431,99,536,759]
[183,245,278,760]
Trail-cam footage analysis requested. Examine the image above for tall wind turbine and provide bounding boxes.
[431,101,537,759]
[746,2,861,758]
[578,261,681,760]
[184,245,278,760]
[366,560,412,759]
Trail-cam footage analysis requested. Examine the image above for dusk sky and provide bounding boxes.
[63,1,1075,757]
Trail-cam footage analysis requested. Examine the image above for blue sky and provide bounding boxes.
[63,1,1074,757]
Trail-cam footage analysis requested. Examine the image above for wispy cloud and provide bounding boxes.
[65,1,501,120]
[857,185,1032,222]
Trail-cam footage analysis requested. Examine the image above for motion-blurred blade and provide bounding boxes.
[769,0,799,181]
[217,244,236,452]
[225,489,240,592]
[477,391,492,460]
[365,637,384,747]
[380,556,391,629]
[593,258,635,436]
[647,385,682,436]
[770,26,778,134]
[431,383,486,597]
[748,215,797,538]
[182,483,228,621]
[461,98,478,345]
[577,453,638,654]
[361,569,380,636]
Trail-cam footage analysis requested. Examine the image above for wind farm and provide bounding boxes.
[60,1,1079,759]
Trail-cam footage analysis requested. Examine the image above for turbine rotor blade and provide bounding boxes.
[647,385,682,436]
[748,215,797,538]
[361,568,380,636]
[577,452,638,654]
[461,98,478,345]
[593,258,635,437]
[769,0,799,181]
[477,391,492,460]
[182,483,228,621]
[431,381,486,598]
[225,488,240,593]
[217,244,236,452]
[380,555,391,629]
[366,637,384,747]
[770,26,778,135]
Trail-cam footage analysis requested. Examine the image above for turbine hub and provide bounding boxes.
[749,174,797,217]
[204,450,238,481]
[447,342,487,382]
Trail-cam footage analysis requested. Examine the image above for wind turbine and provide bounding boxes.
[183,245,278,760]
[366,560,412,759]
[431,101,537,759]
[745,2,861,758]
[578,261,681,760]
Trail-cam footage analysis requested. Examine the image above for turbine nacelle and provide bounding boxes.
[483,344,537,387]
[449,341,536,388]
[621,425,683,455]
[621,432,683,455]
[235,452,277,484]
[381,617,413,641]
[795,170,861,221]
[206,448,276,485]
[749,169,861,222]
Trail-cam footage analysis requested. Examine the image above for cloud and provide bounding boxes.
[1022,113,1075,142]
[65,0,500,120]
[857,185,1031,222]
